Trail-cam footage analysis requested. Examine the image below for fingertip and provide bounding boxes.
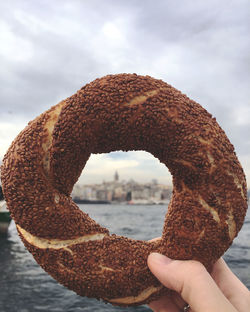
[147,253,174,283]
[148,253,173,267]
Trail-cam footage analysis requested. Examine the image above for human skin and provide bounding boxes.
[147,253,250,312]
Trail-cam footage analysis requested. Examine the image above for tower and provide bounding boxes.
[114,171,119,182]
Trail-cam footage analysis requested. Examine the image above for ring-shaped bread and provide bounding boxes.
[1,74,247,306]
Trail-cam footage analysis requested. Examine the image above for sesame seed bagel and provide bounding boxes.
[1,73,248,306]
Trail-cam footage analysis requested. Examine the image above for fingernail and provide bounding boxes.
[149,253,173,265]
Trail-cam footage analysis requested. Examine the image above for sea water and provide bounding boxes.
[0,204,249,312]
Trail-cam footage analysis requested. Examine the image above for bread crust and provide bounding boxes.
[1,73,247,306]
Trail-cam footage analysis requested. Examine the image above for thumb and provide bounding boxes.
[147,253,237,312]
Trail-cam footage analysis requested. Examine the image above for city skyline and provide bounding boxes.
[72,170,172,204]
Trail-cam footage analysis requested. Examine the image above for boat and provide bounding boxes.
[0,201,11,235]
[0,186,11,235]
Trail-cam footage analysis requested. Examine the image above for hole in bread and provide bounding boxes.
[71,151,172,240]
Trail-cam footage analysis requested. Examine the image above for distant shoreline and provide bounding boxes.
[73,198,169,205]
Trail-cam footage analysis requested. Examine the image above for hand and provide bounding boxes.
[147,253,250,312]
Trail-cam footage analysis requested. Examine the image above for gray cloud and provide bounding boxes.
[0,0,249,182]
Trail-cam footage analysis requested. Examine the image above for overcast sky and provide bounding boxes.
[0,0,249,186]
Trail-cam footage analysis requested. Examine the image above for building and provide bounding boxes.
[72,171,172,204]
